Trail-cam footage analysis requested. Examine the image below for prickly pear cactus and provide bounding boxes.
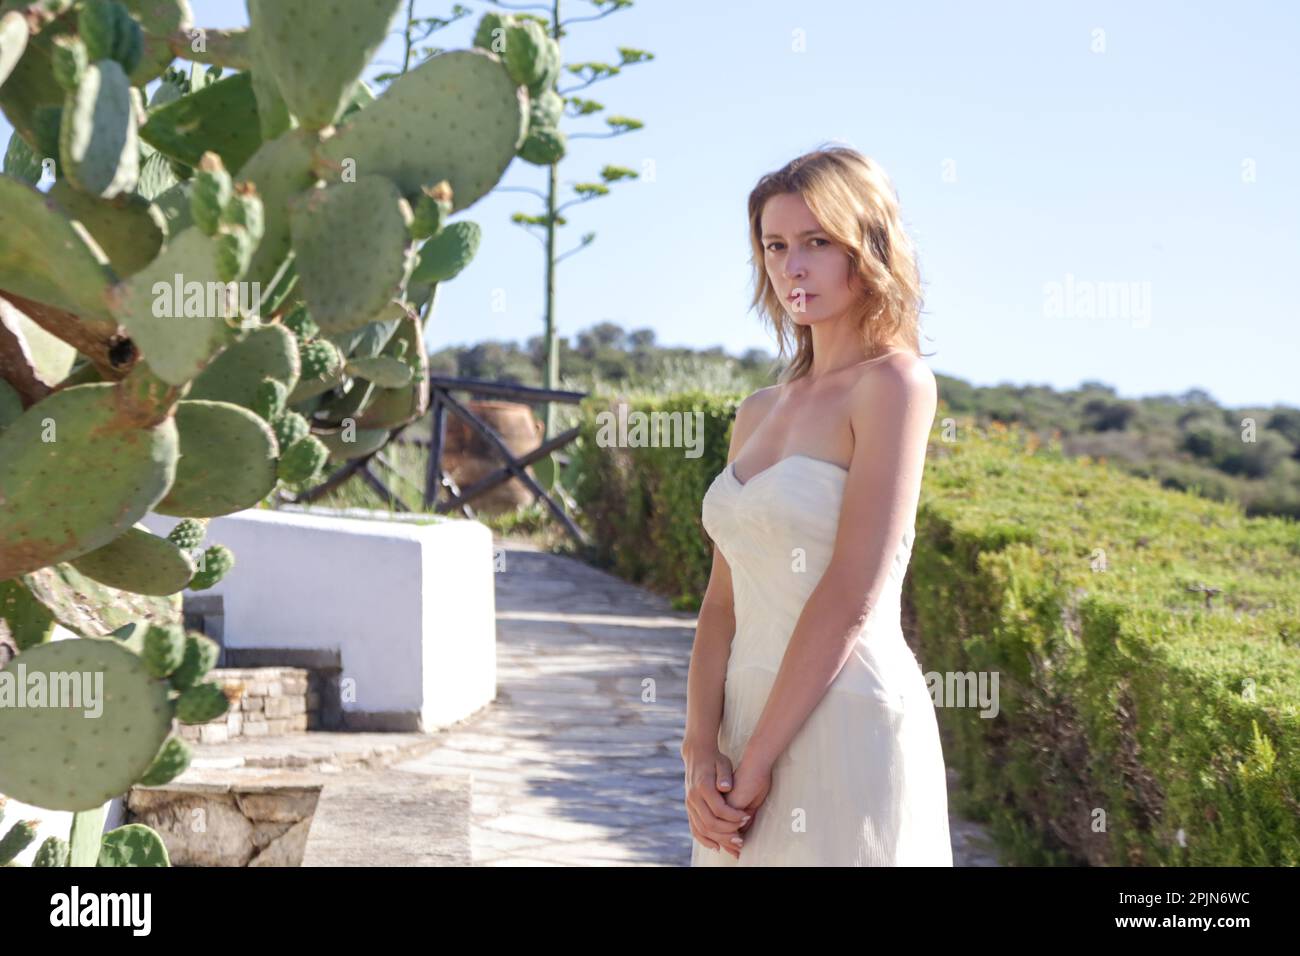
[142,622,186,677]
[0,819,39,865]
[33,835,71,867]
[0,638,172,810]
[170,631,219,690]
[1,0,536,867]
[97,823,170,866]
[175,681,229,724]
[187,543,233,591]
[166,517,208,552]
[138,737,191,787]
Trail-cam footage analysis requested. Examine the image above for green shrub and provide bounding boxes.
[909,420,1300,865]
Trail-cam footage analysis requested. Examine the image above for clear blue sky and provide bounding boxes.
[5,1,1297,407]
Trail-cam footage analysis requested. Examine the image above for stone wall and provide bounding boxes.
[177,667,315,744]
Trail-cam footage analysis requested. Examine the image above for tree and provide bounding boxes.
[475,0,653,456]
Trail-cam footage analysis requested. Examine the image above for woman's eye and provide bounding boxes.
[766,238,826,252]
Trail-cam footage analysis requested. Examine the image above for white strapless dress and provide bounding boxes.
[691,454,953,867]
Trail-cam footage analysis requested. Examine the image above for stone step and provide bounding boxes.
[184,729,449,772]
[125,731,465,865]
[127,770,325,866]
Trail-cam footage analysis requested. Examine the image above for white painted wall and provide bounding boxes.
[141,507,497,730]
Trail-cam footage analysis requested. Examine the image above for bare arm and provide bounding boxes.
[737,356,938,772]
[681,388,776,754]
[682,389,778,856]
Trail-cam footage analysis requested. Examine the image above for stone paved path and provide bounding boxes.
[395,539,1002,866]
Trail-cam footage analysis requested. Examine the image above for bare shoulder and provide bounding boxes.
[850,351,937,421]
[857,351,935,396]
[735,383,781,427]
[731,384,781,449]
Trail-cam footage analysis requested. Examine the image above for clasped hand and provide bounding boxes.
[683,745,773,860]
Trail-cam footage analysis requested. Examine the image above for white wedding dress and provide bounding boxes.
[691,454,953,866]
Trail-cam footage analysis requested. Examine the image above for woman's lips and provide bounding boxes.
[788,293,817,301]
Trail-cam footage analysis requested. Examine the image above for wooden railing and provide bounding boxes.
[279,375,590,546]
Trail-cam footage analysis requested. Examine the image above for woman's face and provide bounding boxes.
[760,192,858,326]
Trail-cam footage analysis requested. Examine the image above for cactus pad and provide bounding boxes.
[237,127,320,288]
[52,35,89,92]
[69,524,196,596]
[175,681,228,724]
[141,622,186,678]
[105,226,243,386]
[0,176,119,326]
[277,434,329,484]
[252,377,288,421]
[165,517,207,552]
[187,543,233,590]
[60,58,140,198]
[139,70,263,174]
[0,820,38,864]
[503,19,558,95]
[316,49,527,212]
[137,736,191,786]
[315,377,374,426]
[325,301,405,358]
[281,302,319,341]
[120,0,193,86]
[170,632,219,690]
[97,823,170,866]
[519,124,566,166]
[78,1,137,70]
[288,176,412,335]
[0,637,173,811]
[408,182,452,240]
[0,17,73,154]
[0,578,56,651]
[0,11,28,91]
[530,88,563,129]
[48,179,166,277]
[189,153,232,236]
[354,312,428,429]
[0,383,178,580]
[345,355,414,389]
[187,323,300,409]
[248,0,403,129]
[32,835,70,867]
[271,410,310,450]
[302,339,341,379]
[153,400,279,516]
[472,12,513,54]
[0,377,22,428]
[410,220,481,284]
[3,125,43,185]
[319,425,390,463]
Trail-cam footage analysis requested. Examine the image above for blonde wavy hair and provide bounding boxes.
[747,145,928,384]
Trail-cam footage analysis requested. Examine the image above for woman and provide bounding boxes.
[682,146,952,866]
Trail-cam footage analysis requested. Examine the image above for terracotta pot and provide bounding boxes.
[441,400,544,513]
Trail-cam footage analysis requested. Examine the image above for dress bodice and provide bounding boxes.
[701,454,920,703]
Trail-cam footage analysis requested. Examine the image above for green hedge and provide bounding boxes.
[909,420,1300,865]
[569,395,1300,865]
[568,390,738,609]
